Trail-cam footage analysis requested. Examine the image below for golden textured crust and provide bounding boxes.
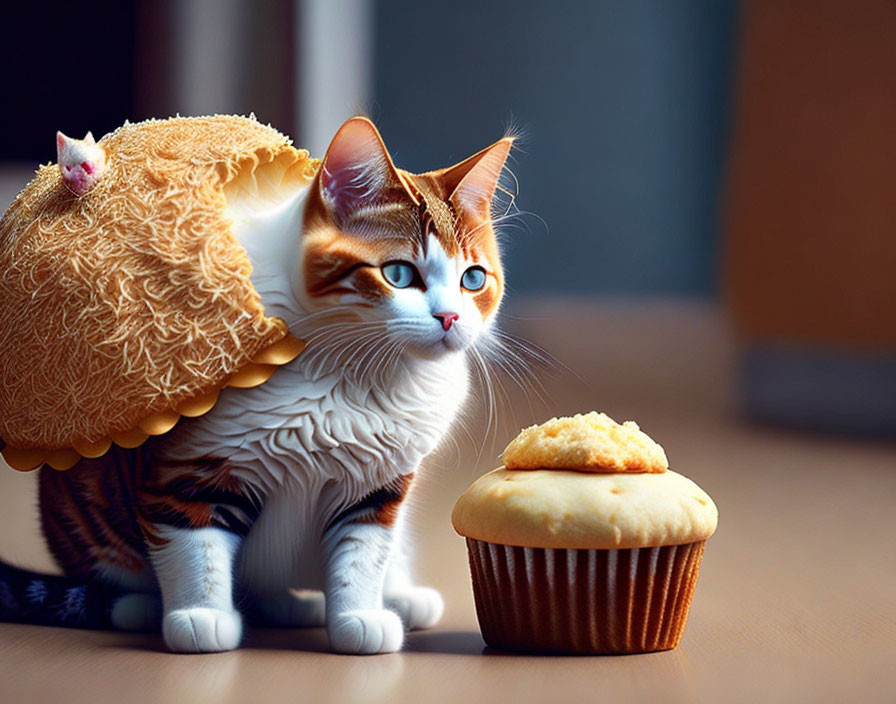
[501,412,668,473]
[452,467,718,549]
[0,115,318,456]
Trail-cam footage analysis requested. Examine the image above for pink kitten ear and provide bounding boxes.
[319,117,415,221]
[439,137,514,219]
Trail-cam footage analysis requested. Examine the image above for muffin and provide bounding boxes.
[452,412,718,654]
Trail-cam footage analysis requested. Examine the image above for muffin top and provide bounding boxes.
[501,412,668,473]
[452,413,718,549]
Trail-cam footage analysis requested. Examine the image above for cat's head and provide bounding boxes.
[299,117,512,360]
[56,131,107,196]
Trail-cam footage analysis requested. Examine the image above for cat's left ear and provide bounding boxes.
[436,137,514,220]
[319,117,417,222]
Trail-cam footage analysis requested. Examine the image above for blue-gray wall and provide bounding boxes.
[373,1,737,296]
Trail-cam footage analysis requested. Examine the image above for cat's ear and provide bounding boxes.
[319,117,416,220]
[56,131,69,158]
[437,138,514,219]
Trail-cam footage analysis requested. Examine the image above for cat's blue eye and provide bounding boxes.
[461,266,487,291]
[381,262,418,289]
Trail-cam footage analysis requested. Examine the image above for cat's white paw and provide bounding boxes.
[162,607,243,653]
[253,590,326,628]
[384,586,444,631]
[328,608,404,654]
[110,593,162,632]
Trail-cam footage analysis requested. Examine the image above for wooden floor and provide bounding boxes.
[0,300,894,704]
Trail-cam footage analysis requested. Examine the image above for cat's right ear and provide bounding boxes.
[319,117,416,222]
[440,138,514,221]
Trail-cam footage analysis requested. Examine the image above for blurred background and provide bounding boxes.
[1,0,735,297]
[2,0,893,436]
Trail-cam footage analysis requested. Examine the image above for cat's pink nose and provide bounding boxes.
[433,312,459,331]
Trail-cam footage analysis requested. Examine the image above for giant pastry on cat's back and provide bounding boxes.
[453,412,718,653]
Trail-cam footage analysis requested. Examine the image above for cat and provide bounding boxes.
[0,116,513,654]
[55,131,107,195]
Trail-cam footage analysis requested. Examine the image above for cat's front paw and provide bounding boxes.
[384,586,444,631]
[162,607,242,653]
[328,608,404,654]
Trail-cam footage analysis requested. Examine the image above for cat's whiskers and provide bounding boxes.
[483,335,553,412]
[353,332,394,382]
[296,317,430,387]
[460,321,569,466]
[302,328,387,379]
[366,337,407,387]
[465,347,494,465]
[482,344,519,439]
[487,328,573,394]
[300,307,554,456]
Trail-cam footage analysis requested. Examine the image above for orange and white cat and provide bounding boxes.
[2,117,513,654]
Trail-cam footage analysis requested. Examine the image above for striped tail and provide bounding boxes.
[0,559,122,629]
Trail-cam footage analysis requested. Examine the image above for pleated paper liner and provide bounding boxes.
[466,538,706,654]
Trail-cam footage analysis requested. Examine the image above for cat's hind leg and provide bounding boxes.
[250,589,326,628]
[110,592,163,631]
[383,512,444,631]
[149,526,243,653]
[383,570,444,632]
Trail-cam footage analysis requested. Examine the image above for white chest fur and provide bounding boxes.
[162,348,469,592]
[165,349,469,496]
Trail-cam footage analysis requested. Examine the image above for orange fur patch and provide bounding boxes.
[302,161,506,315]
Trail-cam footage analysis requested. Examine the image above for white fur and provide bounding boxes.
[145,187,491,654]
[56,131,106,195]
[149,526,243,653]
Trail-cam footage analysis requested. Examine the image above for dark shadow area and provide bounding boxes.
[402,629,485,655]
[240,626,333,654]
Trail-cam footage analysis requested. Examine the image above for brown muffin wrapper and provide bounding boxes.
[466,538,706,654]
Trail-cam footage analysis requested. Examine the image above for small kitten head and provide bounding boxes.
[300,117,512,360]
[56,131,107,196]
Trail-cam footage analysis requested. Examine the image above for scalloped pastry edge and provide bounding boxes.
[1,329,305,471]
